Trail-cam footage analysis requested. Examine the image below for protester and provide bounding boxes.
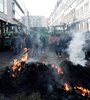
[12,36,20,55]
[25,35,32,49]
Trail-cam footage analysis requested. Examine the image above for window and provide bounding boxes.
[76,10,79,18]
[0,0,7,14]
[14,3,24,21]
[77,0,83,4]
[4,0,7,14]
[84,2,89,14]
[64,0,67,4]
[80,6,83,15]
[0,0,4,12]
[84,22,89,31]
[89,23,90,31]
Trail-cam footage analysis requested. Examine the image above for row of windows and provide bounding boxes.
[76,1,89,18]
[78,22,90,31]
[77,0,83,4]
[49,0,89,26]
[12,0,25,22]
[14,3,24,20]
[64,0,89,23]
[16,0,25,13]
[52,2,64,22]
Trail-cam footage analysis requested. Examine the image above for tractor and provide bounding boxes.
[0,24,22,51]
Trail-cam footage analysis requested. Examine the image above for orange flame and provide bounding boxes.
[64,83,90,98]
[64,83,70,91]
[12,48,28,73]
[12,59,21,72]
[74,86,90,97]
[21,52,28,62]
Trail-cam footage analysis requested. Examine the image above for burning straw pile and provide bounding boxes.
[0,59,90,100]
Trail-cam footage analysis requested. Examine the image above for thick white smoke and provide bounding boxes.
[68,32,86,66]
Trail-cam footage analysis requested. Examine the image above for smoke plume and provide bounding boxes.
[68,32,86,66]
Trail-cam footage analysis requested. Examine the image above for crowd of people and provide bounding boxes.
[11,32,47,61]
[48,34,72,58]
[11,31,72,60]
[30,35,47,60]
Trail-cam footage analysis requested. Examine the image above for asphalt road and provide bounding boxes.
[0,47,90,68]
[0,50,24,67]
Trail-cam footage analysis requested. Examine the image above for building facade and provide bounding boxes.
[48,0,90,32]
[48,0,64,26]
[29,16,47,28]
[0,0,7,34]
[0,0,29,35]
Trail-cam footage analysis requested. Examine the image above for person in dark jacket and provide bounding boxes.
[12,36,20,55]
[25,35,32,49]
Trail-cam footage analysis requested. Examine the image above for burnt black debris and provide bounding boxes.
[60,60,90,89]
[0,61,90,99]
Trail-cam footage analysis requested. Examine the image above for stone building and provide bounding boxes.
[48,0,90,32]
[0,0,29,35]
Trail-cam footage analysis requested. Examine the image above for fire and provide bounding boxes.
[64,83,90,98]
[12,59,21,72]
[11,48,28,74]
[74,86,90,97]
[21,48,28,62]
[64,83,70,91]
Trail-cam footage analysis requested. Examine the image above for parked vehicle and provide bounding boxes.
[0,24,23,51]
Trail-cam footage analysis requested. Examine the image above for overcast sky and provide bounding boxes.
[23,0,58,18]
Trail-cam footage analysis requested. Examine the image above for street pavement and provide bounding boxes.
[0,47,68,67]
[28,47,68,66]
[0,50,23,67]
[0,51,14,67]
[0,48,90,68]
[39,48,68,66]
